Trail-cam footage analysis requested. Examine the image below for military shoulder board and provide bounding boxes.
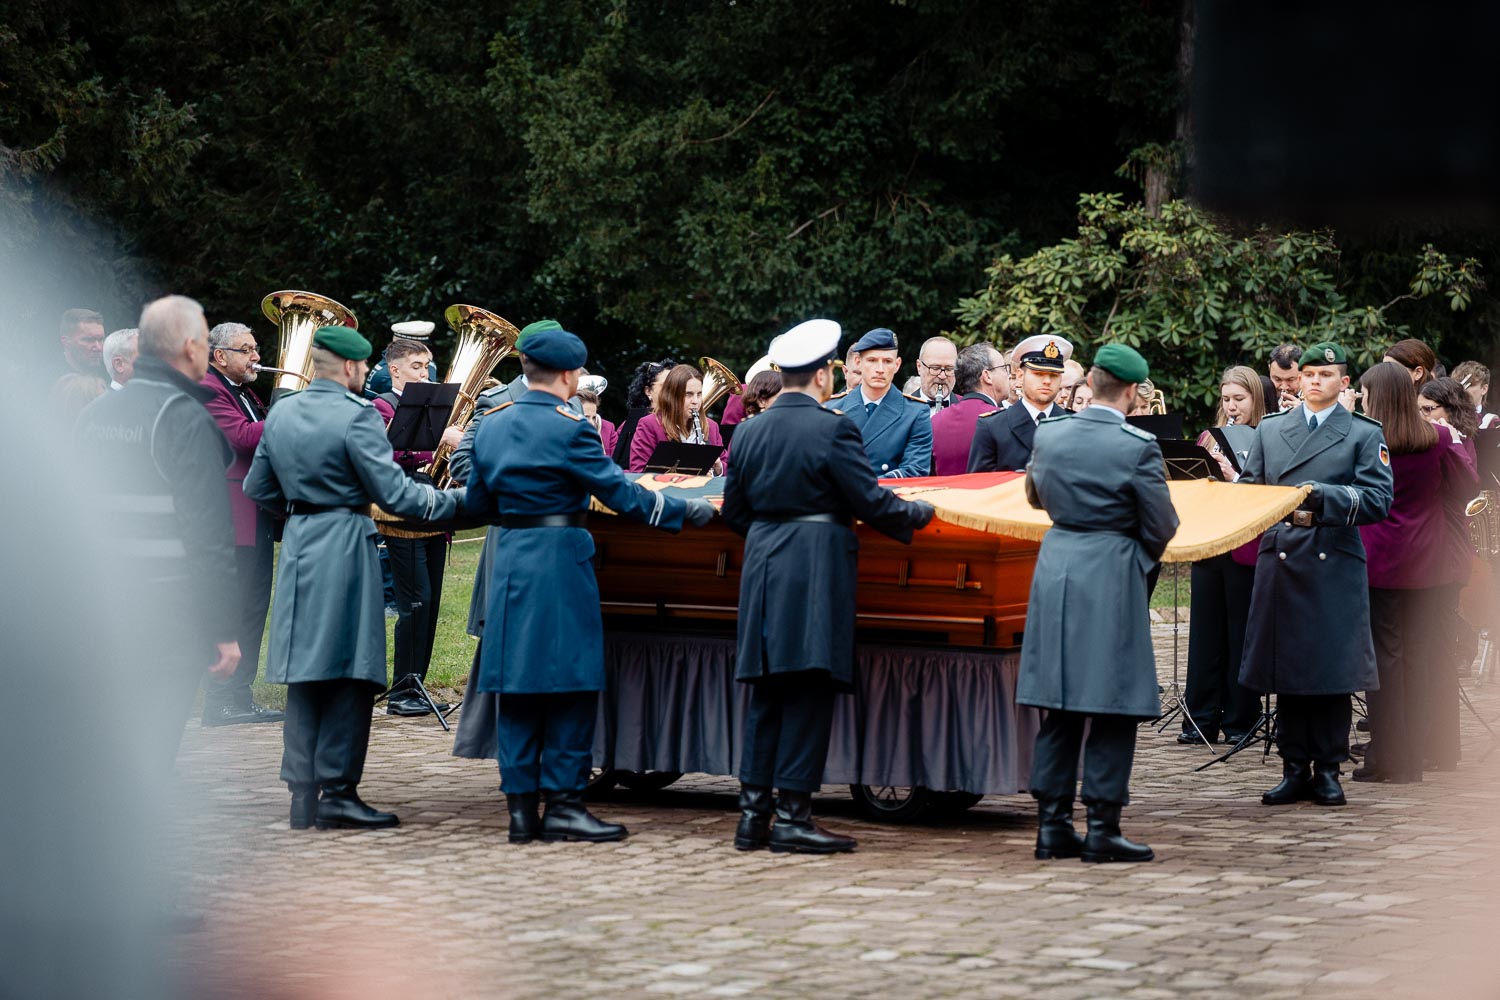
[555,405,583,421]
[482,401,514,416]
[1120,422,1155,441]
[828,390,849,400]
[343,391,373,407]
[976,409,1001,419]
[1352,412,1383,428]
[1039,413,1069,424]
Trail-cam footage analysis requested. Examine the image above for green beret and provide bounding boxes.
[1299,341,1347,367]
[312,325,372,361]
[520,327,588,370]
[1093,343,1150,384]
[518,319,564,347]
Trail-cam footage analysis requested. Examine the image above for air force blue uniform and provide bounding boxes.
[836,388,933,478]
[466,389,687,794]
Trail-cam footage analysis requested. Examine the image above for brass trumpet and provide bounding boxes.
[698,356,744,414]
[261,289,359,394]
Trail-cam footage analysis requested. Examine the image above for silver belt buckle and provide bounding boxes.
[1290,510,1314,527]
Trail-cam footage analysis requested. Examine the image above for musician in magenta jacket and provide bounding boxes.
[628,363,727,474]
[198,322,283,725]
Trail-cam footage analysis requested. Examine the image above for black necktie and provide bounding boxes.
[866,401,877,418]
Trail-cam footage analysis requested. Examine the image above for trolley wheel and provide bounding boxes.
[583,768,617,798]
[928,790,984,814]
[614,770,684,792]
[849,784,932,823]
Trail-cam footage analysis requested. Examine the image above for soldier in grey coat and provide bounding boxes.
[244,325,463,831]
[1021,344,1179,864]
[1235,342,1393,807]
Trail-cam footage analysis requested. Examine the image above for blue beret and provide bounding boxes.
[312,325,372,361]
[852,327,898,353]
[520,327,588,370]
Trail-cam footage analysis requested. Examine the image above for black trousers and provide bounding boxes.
[1275,693,1352,764]
[1367,587,1438,779]
[495,691,597,794]
[203,515,274,714]
[385,533,447,690]
[1182,555,1260,739]
[280,680,377,789]
[1029,710,1138,806]
[1425,582,1462,769]
[738,673,836,793]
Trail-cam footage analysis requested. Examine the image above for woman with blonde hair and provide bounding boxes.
[628,363,727,474]
[1179,365,1266,746]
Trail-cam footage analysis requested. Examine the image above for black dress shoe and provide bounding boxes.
[506,792,541,844]
[1222,731,1250,746]
[1177,729,1215,745]
[201,704,260,727]
[290,785,318,829]
[1262,760,1312,805]
[769,790,856,854]
[734,784,773,851]
[1080,802,1154,863]
[315,784,399,830]
[541,791,628,842]
[386,695,451,716]
[1309,763,1346,806]
[1034,797,1084,860]
[244,702,285,723]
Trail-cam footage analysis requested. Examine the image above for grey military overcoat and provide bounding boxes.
[1018,407,1180,718]
[1236,405,1393,695]
[243,379,461,687]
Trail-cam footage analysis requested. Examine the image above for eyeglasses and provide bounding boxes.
[1419,403,1443,415]
[918,362,956,376]
[217,345,260,355]
[986,362,1012,375]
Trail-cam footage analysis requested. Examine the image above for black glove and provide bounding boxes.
[1295,481,1323,504]
[683,498,717,527]
[911,499,937,526]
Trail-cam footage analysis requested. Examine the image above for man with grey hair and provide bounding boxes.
[931,342,1010,475]
[76,295,241,773]
[914,335,959,412]
[199,321,283,726]
[103,328,139,390]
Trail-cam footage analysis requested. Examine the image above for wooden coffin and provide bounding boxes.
[590,515,1039,649]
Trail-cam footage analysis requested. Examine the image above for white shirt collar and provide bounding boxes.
[109,380,124,391]
[859,385,890,408]
[1304,399,1338,426]
[1021,398,1050,421]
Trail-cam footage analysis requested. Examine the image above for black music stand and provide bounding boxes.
[1152,441,1219,749]
[1128,413,1185,440]
[377,381,463,727]
[643,441,724,476]
[1159,440,1225,482]
[385,382,459,453]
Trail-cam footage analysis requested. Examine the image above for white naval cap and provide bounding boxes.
[768,318,842,372]
[391,319,435,339]
[1010,333,1072,373]
[579,374,608,395]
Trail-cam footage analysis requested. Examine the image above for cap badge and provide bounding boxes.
[1324,347,1336,363]
[1043,341,1060,359]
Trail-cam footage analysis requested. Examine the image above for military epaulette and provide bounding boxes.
[555,405,583,421]
[343,391,372,407]
[1039,413,1070,424]
[1352,411,1383,428]
[1261,409,1290,421]
[828,390,849,400]
[482,401,514,417]
[1121,422,1155,441]
[976,409,1002,419]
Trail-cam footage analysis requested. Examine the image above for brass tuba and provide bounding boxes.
[260,290,359,394]
[1468,491,1500,559]
[424,304,520,488]
[698,356,744,415]
[1137,378,1167,414]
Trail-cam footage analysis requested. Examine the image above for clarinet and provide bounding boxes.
[690,409,705,444]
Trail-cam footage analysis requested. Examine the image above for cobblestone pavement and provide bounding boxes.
[173,627,1500,999]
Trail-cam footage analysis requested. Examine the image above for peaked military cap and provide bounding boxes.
[390,320,435,340]
[769,319,842,372]
[1012,334,1072,373]
[313,324,372,361]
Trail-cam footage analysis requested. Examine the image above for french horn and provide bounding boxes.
[260,289,359,394]
[698,356,744,414]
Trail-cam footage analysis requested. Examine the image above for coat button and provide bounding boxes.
[1319,552,1327,560]
[1278,552,1287,560]
[881,463,890,471]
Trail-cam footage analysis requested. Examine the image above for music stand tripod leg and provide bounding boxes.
[379,673,453,733]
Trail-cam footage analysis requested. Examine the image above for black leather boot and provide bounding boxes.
[540,791,628,843]
[315,783,399,830]
[1034,797,1084,860]
[507,792,542,844]
[289,785,318,830]
[768,790,856,854]
[1081,802,1154,863]
[734,784,774,851]
[1261,759,1312,805]
[1309,762,1347,806]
